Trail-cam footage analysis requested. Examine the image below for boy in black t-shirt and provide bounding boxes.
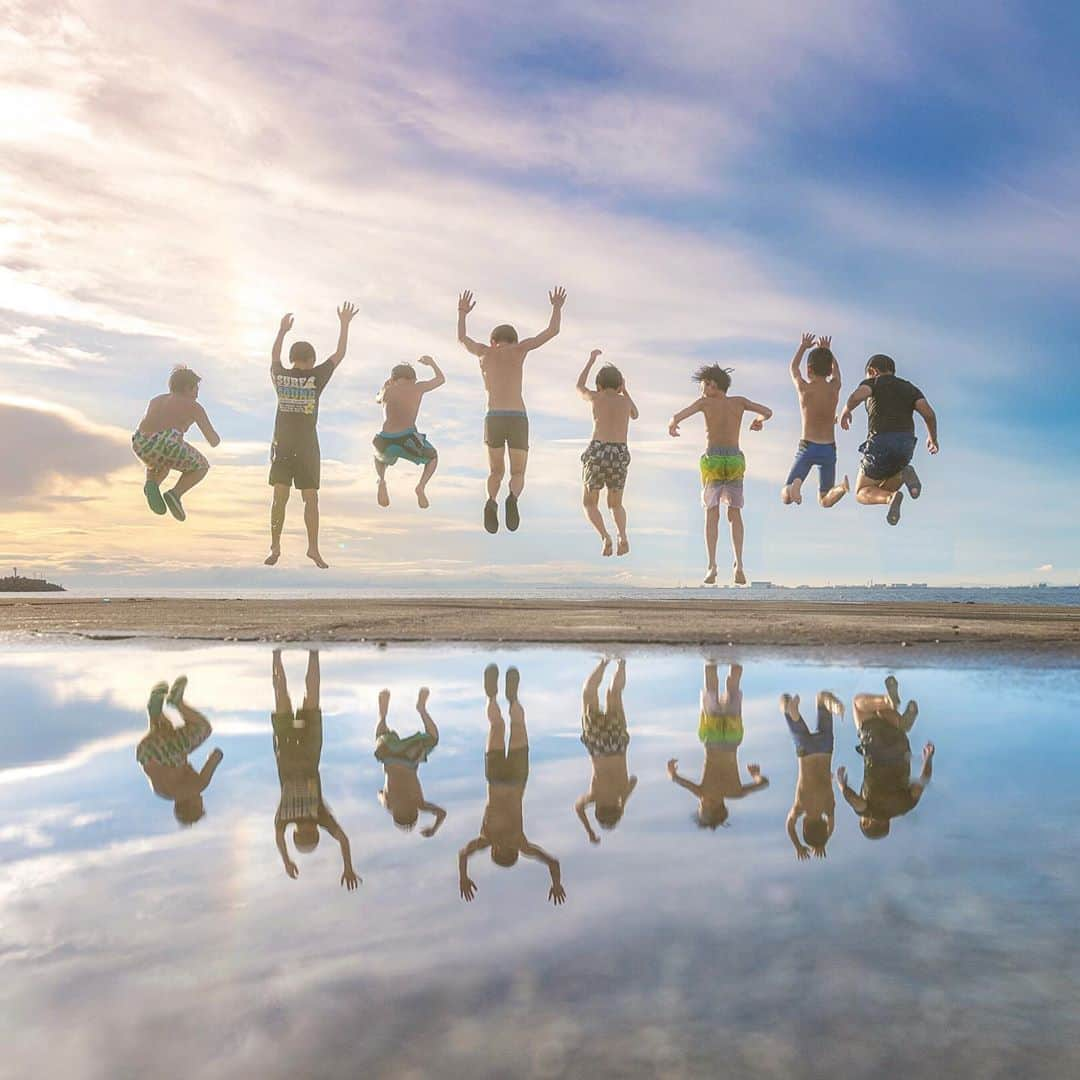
[265,303,358,568]
[840,354,940,526]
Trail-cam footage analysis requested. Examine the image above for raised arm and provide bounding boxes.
[744,399,773,432]
[416,355,446,393]
[320,806,360,890]
[740,763,770,795]
[193,404,221,448]
[835,766,868,814]
[576,349,601,400]
[457,291,486,357]
[818,335,841,385]
[197,747,224,791]
[419,801,447,838]
[521,841,566,904]
[840,383,872,430]
[914,397,939,454]
[621,380,640,420]
[790,331,815,386]
[271,313,293,372]
[458,836,490,901]
[668,399,704,437]
[575,794,599,843]
[787,809,809,860]
[911,741,935,799]
[666,758,704,797]
[518,286,566,352]
[326,301,358,368]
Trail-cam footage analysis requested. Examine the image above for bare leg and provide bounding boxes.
[376,688,390,738]
[704,505,720,583]
[375,459,389,508]
[272,649,292,716]
[487,696,506,753]
[170,466,208,499]
[728,507,746,584]
[607,658,626,712]
[303,649,321,711]
[726,662,743,697]
[608,489,629,555]
[416,687,438,740]
[146,464,169,484]
[781,477,803,505]
[582,487,611,554]
[508,448,528,499]
[266,484,290,565]
[301,489,328,568]
[486,447,506,501]
[820,475,850,508]
[583,657,607,714]
[855,468,903,505]
[416,453,438,509]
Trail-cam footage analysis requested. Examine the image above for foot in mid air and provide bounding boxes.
[377,479,390,508]
[781,483,802,506]
[307,547,329,569]
[484,498,499,534]
[505,493,520,532]
[703,565,718,585]
[601,535,613,557]
[264,547,281,566]
[733,563,747,585]
[616,535,630,557]
[415,485,430,510]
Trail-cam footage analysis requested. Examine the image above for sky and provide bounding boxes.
[0,0,1078,590]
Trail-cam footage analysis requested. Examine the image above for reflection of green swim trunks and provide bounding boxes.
[698,712,744,747]
[486,746,529,786]
[375,729,438,768]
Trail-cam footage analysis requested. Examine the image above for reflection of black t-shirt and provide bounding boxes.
[271,360,335,445]
[859,374,924,436]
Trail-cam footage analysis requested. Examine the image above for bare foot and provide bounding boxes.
[601,535,613,557]
[733,565,747,585]
[703,567,718,585]
[616,536,629,556]
[782,484,801,506]
[264,549,280,566]
[307,549,329,569]
[416,486,430,510]
[377,480,389,508]
[781,485,791,505]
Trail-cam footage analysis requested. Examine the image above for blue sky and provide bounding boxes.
[0,0,1077,587]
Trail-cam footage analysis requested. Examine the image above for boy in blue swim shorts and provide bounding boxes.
[373,356,445,509]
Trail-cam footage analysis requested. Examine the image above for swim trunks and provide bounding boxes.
[484,410,529,451]
[785,703,834,757]
[785,440,837,494]
[269,435,321,490]
[581,440,631,491]
[858,432,916,482]
[581,703,630,756]
[132,429,208,474]
[698,712,744,747]
[273,708,324,825]
[485,746,529,786]
[374,728,438,768]
[136,713,211,768]
[372,428,437,467]
[700,446,745,509]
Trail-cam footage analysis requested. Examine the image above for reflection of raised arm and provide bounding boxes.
[577,349,600,400]
[327,302,358,368]
[271,313,293,372]
[840,384,872,430]
[416,355,446,393]
[667,758,703,797]
[419,801,447,838]
[787,809,809,860]
[320,807,360,890]
[198,748,224,792]
[741,763,769,795]
[457,291,486,357]
[519,287,566,352]
[458,837,490,901]
[669,399,704,437]
[914,398,939,454]
[275,821,299,879]
[193,404,221,448]
[835,766,868,814]
[790,331,815,386]
[575,794,599,844]
[521,841,566,904]
[911,741,935,801]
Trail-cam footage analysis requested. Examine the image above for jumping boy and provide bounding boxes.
[781,333,849,508]
[373,356,444,509]
[374,687,446,836]
[575,657,637,843]
[457,287,566,534]
[667,662,768,829]
[458,664,566,905]
[265,302,358,568]
[668,366,772,585]
[576,349,638,556]
[132,366,220,521]
[780,690,844,860]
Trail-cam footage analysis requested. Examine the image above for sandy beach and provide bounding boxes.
[1,596,1077,651]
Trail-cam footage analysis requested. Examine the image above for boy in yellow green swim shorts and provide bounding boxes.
[667,662,768,828]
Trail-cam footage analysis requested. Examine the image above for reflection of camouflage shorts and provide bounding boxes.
[132,428,208,473]
[137,714,211,767]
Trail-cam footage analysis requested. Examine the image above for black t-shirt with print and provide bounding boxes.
[271,360,336,446]
[859,373,924,437]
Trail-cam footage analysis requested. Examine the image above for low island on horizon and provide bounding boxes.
[0,569,64,593]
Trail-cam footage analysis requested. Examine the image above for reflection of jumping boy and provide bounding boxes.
[272,649,359,890]
[375,687,446,836]
[836,676,934,840]
[575,657,638,842]
[373,356,445,510]
[458,664,566,905]
[781,691,844,859]
[457,287,566,534]
[667,662,768,829]
[137,676,223,826]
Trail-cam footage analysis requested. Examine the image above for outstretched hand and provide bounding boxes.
[668,422,681,438]
[460,876,478,902]
[923,741,936,759]
[666,757,679,778]
[549,286,567,309]
[795,844,810,861]
[284,858,299,880]
[279,313,294,333]
[817,334,832,349]
[927,437,939,455]
[341,866,360,891]
[800,331,816,350]
[548,883,567,906]
[418,355,435,368]
[458,290,476,314]
[337,301,359,324]
[835,765,848,788]
[839,409,853,431]
[589,348,602,362]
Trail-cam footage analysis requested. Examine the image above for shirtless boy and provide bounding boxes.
[667,662,768,829]
[781,333,849,508]
[780,690,844,860]
[373,356,445,509]
[669,366,773,585]
[265,303,358,569]
[458,664,566,905]
[132,366,220,521]
[576,350,639,556]
[374,687,446,836]
[457,287,566,534]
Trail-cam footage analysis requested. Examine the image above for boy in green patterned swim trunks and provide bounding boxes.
[132,366,220,521]
[374,687,446,836]
[669,365,772,584]
[667,662,769,829]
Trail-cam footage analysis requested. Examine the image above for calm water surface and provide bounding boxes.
[2,643,1077,1079]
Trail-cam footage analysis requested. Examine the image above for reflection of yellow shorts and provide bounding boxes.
[698,712,743,747]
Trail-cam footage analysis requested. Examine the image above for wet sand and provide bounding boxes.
[1,596,1078,651]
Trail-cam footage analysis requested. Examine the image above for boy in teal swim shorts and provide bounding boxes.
[375,686,446,836]
[373,356,445,509]
[132,366,220,521]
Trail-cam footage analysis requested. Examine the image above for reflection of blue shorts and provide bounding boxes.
[785,440,836,493]
[859,433,916,481]
[785,705,834,757]
[373,428,437,467]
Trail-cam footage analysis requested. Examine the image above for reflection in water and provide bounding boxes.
[836,675,934,840]
[667,662,769,828]
[272,649,360,890]
[375,686,446,836]
[136,675,223,825]
[459,663,566,905]
[781,690,843,859]
[576,657,637,842]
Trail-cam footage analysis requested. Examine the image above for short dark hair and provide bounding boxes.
[595,803,624,829]
[807,347,834,377]
[866,353,895,376]
[595,364,623,391]
[693,364,732,392]
[168,366,201,395]
[803,817,829,849]
[289,340,317,366]
[491,844,519,867]
[390,363,416,381]
[860,817,890,840]
[490,324,518,345]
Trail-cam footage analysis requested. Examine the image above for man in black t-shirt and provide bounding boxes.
[265,303,358,568]
[840,354,939,526]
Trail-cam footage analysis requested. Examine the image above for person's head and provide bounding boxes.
[490,324,518,347]
[696,799,729,830]
[173,795,205,826]
[289,340,317,370]
[693,365,733,397]
[490,844,520,868]
[807,346,835,378]
[168,366,201,399]
[293,821,321,852]
[865,354,895,377]
[802,816,830,852]
[595,364,624,392]
[859,816,890,840]
[390,363,417,382]
[594,802,624,830]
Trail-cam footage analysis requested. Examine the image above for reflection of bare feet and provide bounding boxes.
[415,486,429,509]
[601,535,613,557]
[307,548,329,569]
[505,666,520,704]
[885,675,900,706]
[377,480,389,508]
[734,565,747,585]
[483,663,499,700]
[264,548,280,566]
[616,536,629,556]
[819,690,845,717]
[703,566,718,585]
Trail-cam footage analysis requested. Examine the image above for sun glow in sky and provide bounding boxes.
[1,1,1077,588]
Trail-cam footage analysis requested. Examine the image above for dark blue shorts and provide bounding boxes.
[859,433,916,481]
[785,440,837,494]
[786,705,834,757]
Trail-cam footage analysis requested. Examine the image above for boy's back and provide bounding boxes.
[380,380,425,433]
[590,390,634,444]
[700,395,750,448]
[479,345,529,411]
[138,392,203,437]
[797,380,841,443]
